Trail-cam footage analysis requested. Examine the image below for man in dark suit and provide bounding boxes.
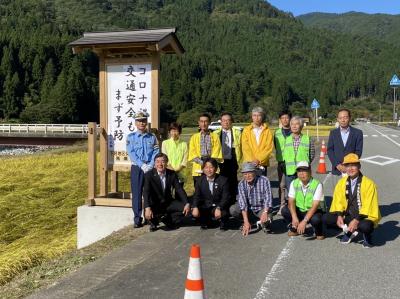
[192,158,230,230]
[143,153,190,232]
[327,109,363,179]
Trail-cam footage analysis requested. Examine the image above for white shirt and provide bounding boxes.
[340,126,350,147]
[207,178,214,195]
[252,126,263,145]
[288,180,324,202]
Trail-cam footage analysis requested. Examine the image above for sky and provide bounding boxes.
[267,0,400,16]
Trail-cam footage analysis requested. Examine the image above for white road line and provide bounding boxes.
[392,135,398,138]
[363,134,368,137]
[322,173,332,185]
[372,134,378,137]
[254,237,295,298]
[368,124,400,148]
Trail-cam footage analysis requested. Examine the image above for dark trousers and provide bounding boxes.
[198,206,228,226]
[281,205,323,236]
[323,212,374,237]
[285,174,297,194]
[277,162,286,206]
[219,158,238,203]
[149,200,186,226]
[229,203,273,224]
[130,165,144,225]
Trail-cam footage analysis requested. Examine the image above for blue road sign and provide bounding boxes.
[390,74,400,86]
[311,98,320,109]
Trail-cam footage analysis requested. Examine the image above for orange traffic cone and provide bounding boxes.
[184,244,205,299]
[321,139,327,154]
[316,150,327,174]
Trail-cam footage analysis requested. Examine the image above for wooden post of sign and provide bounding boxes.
[99,51,108,197]
[87,122,97,205]
[111,171,118,193]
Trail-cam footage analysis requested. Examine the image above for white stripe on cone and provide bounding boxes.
[184,289,205,299]
[187,258,202,280]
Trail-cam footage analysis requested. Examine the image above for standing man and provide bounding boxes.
[192,158,230,230]
[230,162,274,236]
[323,154,381,248]
[327,109,363,182]
[143,153,190,232]
[281,161,325,240]
[282,116,315,194]
[188,113,223,186]
[214,112,242,202]
[126,110,159,228]
[274,110,292,214]
[241,107,274,176]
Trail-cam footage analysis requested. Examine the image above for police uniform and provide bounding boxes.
[126,111,159,226]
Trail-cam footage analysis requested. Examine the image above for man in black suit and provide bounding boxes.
[143,153,190,232]
[192,158,230,230]
[327,109,363,182]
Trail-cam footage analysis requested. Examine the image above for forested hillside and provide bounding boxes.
[299,12,400,48]
[0,0,399,124]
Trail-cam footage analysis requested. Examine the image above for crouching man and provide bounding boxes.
[192,158,230,230]
[323,153,381,248]
[230,162,273,236]
[281,161,325,240]
[143,153,190,232]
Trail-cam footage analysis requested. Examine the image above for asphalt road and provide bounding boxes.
[29,123,400,299]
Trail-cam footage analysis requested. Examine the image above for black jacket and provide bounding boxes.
[327,126,363,175]
[143,168,188,208]
[192,174,230,210]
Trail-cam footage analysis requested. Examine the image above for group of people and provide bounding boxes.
[126,107,381,248]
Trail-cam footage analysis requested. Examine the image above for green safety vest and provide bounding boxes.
[283,134,310,175]
[293,178,324,212]
[274,128,287,162]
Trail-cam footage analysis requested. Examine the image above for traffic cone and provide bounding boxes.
[316,150,327,174]
[321,139,327,154]
[184,244,205,299]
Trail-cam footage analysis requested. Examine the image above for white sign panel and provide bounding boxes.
[107,63,152,167]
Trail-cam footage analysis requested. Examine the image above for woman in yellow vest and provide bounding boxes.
[161,122,188,185]
[281,161,325,240]
[282,116,315,194]
[323,153,381,248]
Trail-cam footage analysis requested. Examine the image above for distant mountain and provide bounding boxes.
[298,12,400,47]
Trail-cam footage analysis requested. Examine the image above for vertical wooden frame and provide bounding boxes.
[151,52,160,130]
[87,122,97,205]
[99,52,108,196]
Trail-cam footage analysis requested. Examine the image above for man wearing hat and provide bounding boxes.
[126,110,159,228]
[323,153,381,248]
[281,161,325,240]
[229,162,274,236]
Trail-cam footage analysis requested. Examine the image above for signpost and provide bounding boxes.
[311,98,320,141]
[390,74,400,122]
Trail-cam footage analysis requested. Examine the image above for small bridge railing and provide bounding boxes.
[0,124,95,137]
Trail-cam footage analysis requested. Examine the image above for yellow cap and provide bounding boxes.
[343,153,360,164]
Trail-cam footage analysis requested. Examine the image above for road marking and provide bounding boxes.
[363,134,368,137]
[361,155,400,166]
[372,134,378,137]
[322,173,332,185]
[368,124,400,148]
[254,237,295,298]
[392,135,398,138]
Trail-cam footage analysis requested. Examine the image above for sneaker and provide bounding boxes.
[340,233,351,244]
[316,235,325,240]
[288,230,299,237]
[149,223,157,232]
[362,234,373,248]
[133,223,143,228]
[219,222,228,231]
[200,225,208,230]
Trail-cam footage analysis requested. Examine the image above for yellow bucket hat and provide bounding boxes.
[343,153,360,164]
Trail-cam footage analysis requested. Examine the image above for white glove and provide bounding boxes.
[141,164,151,173]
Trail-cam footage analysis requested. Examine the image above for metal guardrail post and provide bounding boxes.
[87,122,97,205]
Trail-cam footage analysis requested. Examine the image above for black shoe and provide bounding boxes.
[219,222,228,231]
[200,225,208,230]
[133,223,143,228]
[149,223,157,232]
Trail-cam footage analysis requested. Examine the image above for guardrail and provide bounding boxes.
[0,124,97,136]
